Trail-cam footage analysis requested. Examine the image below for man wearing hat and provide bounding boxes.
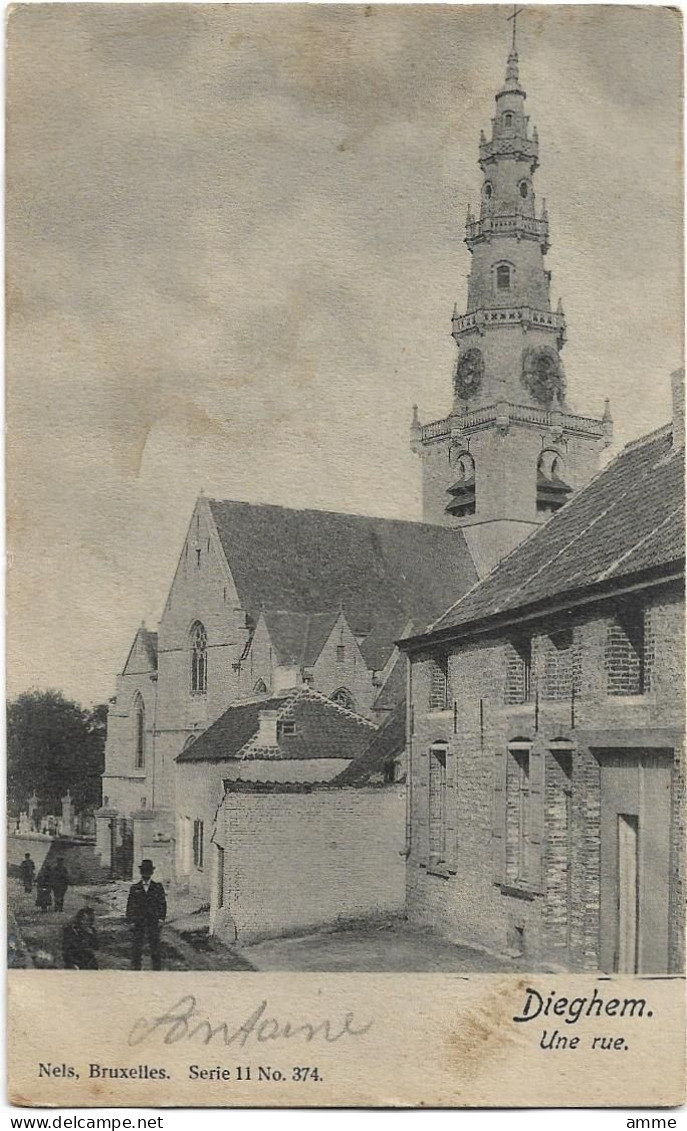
[126,859,167,970]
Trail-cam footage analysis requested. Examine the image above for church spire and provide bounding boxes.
[410,22,610,558]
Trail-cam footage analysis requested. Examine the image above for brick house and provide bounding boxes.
[209,698,407,944]
[400,398,685,973]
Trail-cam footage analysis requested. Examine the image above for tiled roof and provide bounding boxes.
[176,688,375,765]
[406,425,684,644]
[262,609,340,667]
[208,500,478,669]
[334,700,407,786]
[372,652,407,713]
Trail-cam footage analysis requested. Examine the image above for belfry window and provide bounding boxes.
[496,264,512,292]
[537,450,572,514]
[190,621,208,694]
[503,112,513,128]
[446,451,476,518]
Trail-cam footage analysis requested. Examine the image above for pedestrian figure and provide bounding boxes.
[51,857,70,912]
[18,852,35,893]
[62,907,98,969]
[126,859,167,971]
[35,863,53,912]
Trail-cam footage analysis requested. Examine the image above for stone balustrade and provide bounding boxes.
[452,305,566,346]
[465,213,549,249]
[419,402,605,444]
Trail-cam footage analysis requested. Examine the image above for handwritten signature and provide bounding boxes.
[128,995,373,1048]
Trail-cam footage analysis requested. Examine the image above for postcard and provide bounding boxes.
[6,3,685,1108]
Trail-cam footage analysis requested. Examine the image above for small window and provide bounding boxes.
[336,644,345,663]
[605,605,647,696]
[496,264,512,291]
[484,182,493,200]
[508,749,531,884]
[506,638,532,704]
[331,687,355,711]
[280,719,296,736]
[192,819,204,870]
[428,654,450,711]
[253,678,268,695]
[503,112,513,128]
[519,180,529,199]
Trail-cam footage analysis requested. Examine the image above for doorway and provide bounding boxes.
[598,750,672,973]
[616,813,639,973]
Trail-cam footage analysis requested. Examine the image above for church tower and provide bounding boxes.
[411,27,612,575]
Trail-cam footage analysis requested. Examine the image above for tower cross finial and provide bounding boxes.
[507,5,524,53]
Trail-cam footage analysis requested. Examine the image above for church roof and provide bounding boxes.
[333,700,407,786]
[403,424,684,646]
[372,652,407,714]
[122,625,158,675]
[261,608,341,667]
[176,688,375,765]
[208,500,479,669]
[140,629,158,669]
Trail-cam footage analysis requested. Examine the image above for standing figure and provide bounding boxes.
[126,859,167,971]
[51,857,70,911]
[18,852,35,893]
[62,907,98,969]
[35,863,53,912]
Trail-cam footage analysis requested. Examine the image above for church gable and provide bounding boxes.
[159,496,244,654]
[312,613,375,716]
[122,625,158,677]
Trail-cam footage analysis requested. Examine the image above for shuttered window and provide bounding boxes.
[493,741,543,892]
[429,747,447,862]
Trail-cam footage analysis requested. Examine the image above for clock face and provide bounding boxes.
[454,348,484,400]
[521,347,566,407]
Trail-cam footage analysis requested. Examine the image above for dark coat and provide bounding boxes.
[19,858,35,883]
[126,880,167,928]
[63,917,98,969]
[35,867,52,910]
[51,862,69,895]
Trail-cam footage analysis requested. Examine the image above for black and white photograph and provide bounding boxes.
[6,2,685,1108]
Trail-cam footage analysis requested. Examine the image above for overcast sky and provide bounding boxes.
[7,3,683,705]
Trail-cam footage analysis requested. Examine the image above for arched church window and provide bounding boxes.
[253,678,268,695]
[496,263,512,291]
[483,182,493,200]
[133,693,145,770]
[190,621,208,694]
[519,180,529,199]
[331,687,355,712]
[536,450,572,515]
[503,112,513,128]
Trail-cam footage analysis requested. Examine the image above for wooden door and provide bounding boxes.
[598,750,672,974]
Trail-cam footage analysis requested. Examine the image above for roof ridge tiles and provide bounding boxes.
[299,686,378,728]
[596,503,685,583]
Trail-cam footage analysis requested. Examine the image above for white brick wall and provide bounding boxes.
[213,786,406,943]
